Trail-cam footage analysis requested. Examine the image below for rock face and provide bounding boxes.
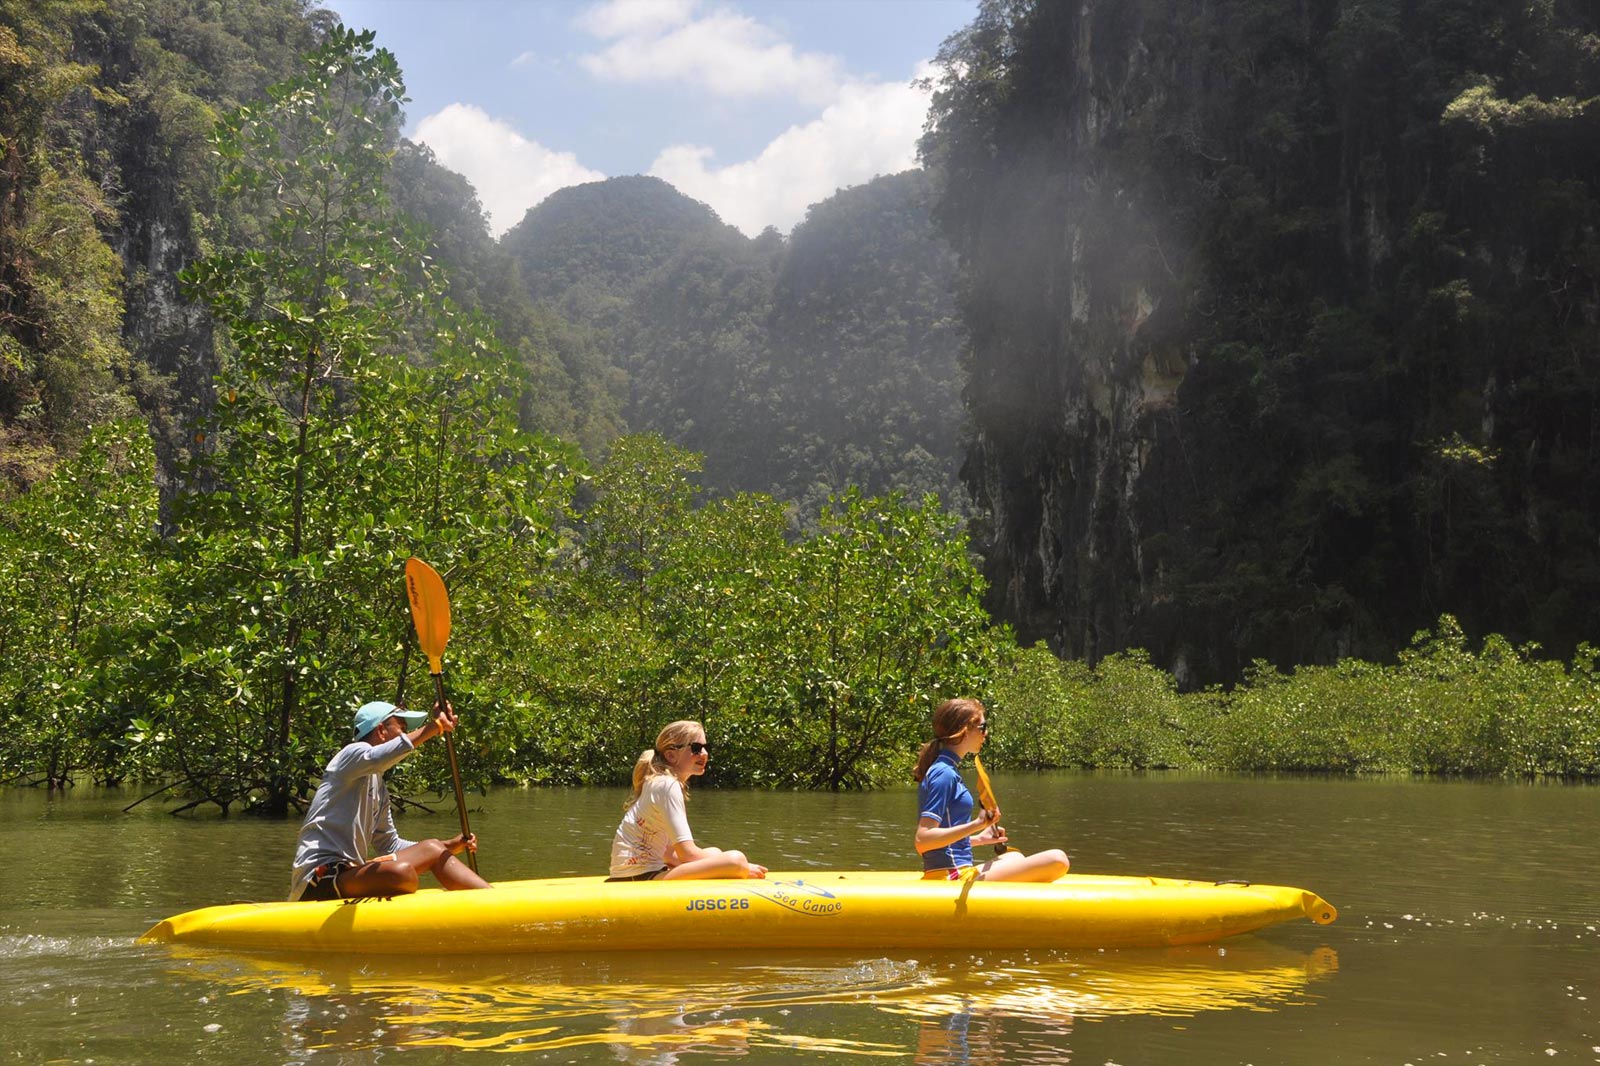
[110,185,216,494]
[926,0,1600,682]
[939,1,1205,673]
[73,3,325,499]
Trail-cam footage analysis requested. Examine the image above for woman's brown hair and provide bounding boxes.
[912,698,986,781]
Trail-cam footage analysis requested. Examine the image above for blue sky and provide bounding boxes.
[323,0,977,238]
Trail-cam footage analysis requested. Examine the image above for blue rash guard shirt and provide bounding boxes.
[918,749,975,871]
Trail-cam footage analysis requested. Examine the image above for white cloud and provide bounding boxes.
[648,64,935,236]
[578,0,845,106]
[412,4,939,242]
[412,103,607,237]
[577,0,699,39]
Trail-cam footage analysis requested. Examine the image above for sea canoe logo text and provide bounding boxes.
[681,879,843,916]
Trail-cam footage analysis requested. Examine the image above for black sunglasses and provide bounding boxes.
[671,741,710,755]
[975,720,989,734]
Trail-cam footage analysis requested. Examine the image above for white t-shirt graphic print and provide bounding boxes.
[610,774,694,877]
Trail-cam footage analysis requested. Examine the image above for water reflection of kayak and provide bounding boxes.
[153,942,1340,1056]
[140,871,1335,955]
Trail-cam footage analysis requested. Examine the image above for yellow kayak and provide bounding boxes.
[140,870,1335,954]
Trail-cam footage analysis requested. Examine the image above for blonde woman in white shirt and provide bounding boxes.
[607,720,767,881]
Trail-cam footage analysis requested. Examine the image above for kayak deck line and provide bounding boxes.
[140,870,1337,955]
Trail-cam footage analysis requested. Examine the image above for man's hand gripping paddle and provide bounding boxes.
[404,557,478,873]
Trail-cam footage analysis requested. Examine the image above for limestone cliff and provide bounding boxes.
[924,0,1600,682]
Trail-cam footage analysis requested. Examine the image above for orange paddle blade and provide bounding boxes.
[404,557,451,674]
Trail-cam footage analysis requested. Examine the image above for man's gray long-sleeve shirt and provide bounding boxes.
[288,733,417,901]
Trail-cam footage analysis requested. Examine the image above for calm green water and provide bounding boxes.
[2,772,1596,1064]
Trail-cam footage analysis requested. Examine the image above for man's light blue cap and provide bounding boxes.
[353,700,427,740]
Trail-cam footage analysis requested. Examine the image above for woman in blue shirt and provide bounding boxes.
[913,698,1070,881]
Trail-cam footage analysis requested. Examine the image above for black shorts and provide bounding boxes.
[300,860,357,901]
[605,868,667,882]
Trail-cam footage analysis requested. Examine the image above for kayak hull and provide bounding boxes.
[140,870,1336,954]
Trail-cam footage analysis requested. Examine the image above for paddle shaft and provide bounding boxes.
[430,670,477,874]
[986,821,1009,857]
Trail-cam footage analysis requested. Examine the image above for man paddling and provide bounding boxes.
[288,700,491,901]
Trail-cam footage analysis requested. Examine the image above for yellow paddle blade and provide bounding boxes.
[972,752,1010,856]
[404,557,451,674]
[972,753,999,814]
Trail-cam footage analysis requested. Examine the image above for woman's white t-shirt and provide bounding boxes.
[609,774,694,877]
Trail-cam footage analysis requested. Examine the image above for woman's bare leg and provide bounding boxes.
[977,848,1070,883]
[662,848,766,880]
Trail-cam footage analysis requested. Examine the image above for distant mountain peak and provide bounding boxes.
[500,176,745,305]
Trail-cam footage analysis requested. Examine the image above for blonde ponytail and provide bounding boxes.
[625,748,667,809]
[624,720,703,808]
